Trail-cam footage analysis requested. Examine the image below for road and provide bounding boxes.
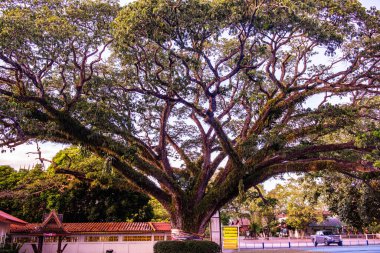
[227,245,380,253]
[302,245,380,253]
[238,237,380,249]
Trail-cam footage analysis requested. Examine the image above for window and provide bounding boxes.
[44,236,78,243]
[64,237,79,242]
[84,236,118,242]
[100,236,119,242]
[14,237,37,243]
[84,236,100,242]
[122,236,151,241]
[154,236,165,241]
[44,237,58,243]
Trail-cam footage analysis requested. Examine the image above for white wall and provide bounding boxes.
[19,242,154,253]
[16,233,169,253]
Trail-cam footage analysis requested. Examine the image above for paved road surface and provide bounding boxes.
[227,245,380,253]
[302,245,380,253]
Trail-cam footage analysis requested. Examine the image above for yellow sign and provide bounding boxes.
[222,226,239,250]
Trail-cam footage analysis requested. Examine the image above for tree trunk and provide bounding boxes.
[57,237,62,253]
[169,208,215,235]
[31,236,44,253]
[57,236,67,253]
[170,214,206,235]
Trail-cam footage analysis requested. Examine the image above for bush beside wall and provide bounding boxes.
[154,240,221,253]
[0,243,22,253]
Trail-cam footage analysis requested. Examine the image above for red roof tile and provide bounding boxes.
[0,210,27,225]
[151,222,171,232]
[10,224,37,233]
[64,222,153,233]
[11,222,171,234]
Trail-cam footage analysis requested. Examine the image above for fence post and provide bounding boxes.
[262,242,264,249]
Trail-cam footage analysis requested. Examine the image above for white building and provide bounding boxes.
[10,211,171,253]
[0,210,27,246]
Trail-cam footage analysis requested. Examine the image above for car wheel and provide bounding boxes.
[324,238,329,246]
[338,241,343,246]
[314,241,318,247]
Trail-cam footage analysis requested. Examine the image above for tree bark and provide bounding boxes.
[169,206,213,235]
[31,236,44,253]
[57,236,67,253]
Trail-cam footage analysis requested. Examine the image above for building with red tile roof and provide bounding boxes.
[9,210,172,253]
[230,218,251,234]
[10,222,171,235]
[11,222,172,253]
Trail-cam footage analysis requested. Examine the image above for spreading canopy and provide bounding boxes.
[1,0,379,233]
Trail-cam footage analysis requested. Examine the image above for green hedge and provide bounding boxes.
[0,243,22,253]
[154,240,221,253]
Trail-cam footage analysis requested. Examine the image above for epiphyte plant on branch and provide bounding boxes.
[0,0,379,234]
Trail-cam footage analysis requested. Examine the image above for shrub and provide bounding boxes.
[154,240,221,253]
[0,243,22,253]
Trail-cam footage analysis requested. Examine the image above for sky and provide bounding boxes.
[1,0,379,188]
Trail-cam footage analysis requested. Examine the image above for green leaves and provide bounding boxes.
[1,0,379,233]
[298,171,380,232]
[356,129,380,168]
[114,0,232,50]
[0,0,117,49]
[0,146,154,222]
[327,176,380,230]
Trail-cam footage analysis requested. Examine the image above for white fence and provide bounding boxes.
[14,233,171,253]
[19,241,155,253]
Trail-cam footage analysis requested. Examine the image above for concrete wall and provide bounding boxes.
[15,233,170,253]
[19,242,155,253]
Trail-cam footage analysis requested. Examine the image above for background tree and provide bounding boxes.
[271,181,325,238]
[227,181,325,237]
[300,171,380,233]
[285,202,322,238]
[0,0,379,233]
[0,164,61,222]
[222,187,278,237]
[0,147,153,222]
[149,198,171,222]
[295,96,380,233]
[252,198,278,238]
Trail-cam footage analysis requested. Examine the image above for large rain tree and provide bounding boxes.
[1,0,379,234]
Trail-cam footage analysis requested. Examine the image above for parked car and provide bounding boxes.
[311,230,343,246]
